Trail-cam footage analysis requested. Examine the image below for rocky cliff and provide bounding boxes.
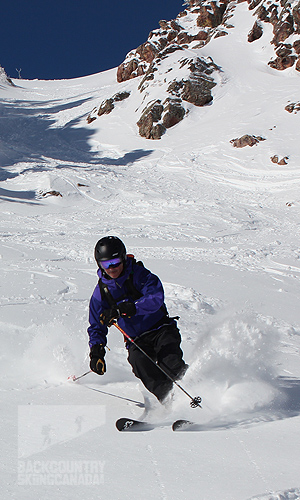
[87,0,300,139]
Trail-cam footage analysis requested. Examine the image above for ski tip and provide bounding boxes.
[172,419,194,431]
[116,418,135,431]
[115,418,154,432]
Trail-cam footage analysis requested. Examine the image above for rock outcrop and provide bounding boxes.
[230,134,266,147]
[87,91,130,124]
[137,97,186,140]
[247,0,300,70]
[285,101,300,112]
[117,1,230,85]
[87,0,300,139]
[114,1,229,138]
[270,155,289,164]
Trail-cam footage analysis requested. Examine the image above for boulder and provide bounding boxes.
[162,99,186,128]
[167,57,217,107]
[268,55,296,70]
[248,0,264,10]
[113,91,131,102]
[98,98,114,116]
[117,59,139,83]
[285,101,300,112]
[137,101,165,139]
[197,2,227,28]
[181,78,214,106]
[136,42,159,63]
[248,20,263,42]
[151,123,167,140]
[293,1,300,29]
[230,134,266,148]
[272,17,294,44]
[137,97,186,138]
[87,92,131,123]
[293,39,300,53]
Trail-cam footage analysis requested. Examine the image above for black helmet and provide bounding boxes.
[94,236,126,266]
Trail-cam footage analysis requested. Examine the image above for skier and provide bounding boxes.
[88,236,188,403]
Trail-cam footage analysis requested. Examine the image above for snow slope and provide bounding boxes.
[1,3,300,499]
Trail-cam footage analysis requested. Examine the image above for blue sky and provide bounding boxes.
[1,0,184,80]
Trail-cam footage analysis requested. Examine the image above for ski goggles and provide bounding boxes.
[100,257,122,269]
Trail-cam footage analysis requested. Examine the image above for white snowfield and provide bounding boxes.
[1,3,300,500]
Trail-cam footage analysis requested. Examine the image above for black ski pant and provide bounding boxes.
[127,323,186,402]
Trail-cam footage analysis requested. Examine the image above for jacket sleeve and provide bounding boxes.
[87,290,109,347]
[133,266,165,315]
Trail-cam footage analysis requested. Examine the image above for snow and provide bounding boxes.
[1,2,300,499]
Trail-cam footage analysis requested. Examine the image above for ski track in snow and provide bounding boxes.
[1,3,300,499]
[248,488,300,500]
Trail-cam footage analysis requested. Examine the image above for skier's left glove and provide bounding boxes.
[118,301,136,319]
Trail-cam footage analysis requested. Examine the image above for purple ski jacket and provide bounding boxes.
[88,257,169,347]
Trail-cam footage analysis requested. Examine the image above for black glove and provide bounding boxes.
[100,302,136,327]
[99,308,119,327]
[118,301,136,318]
[89,344,106,375]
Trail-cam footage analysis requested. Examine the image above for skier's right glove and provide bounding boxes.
[89,344,106,375]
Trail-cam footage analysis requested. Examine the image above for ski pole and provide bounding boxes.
[67,370,92,382]
[113,323,202,408]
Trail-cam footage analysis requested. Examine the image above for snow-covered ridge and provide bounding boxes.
[0,64,14,88]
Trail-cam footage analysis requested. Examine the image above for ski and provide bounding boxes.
[116,417,197,432]
[172,419,195,431]
[115,418,154,432]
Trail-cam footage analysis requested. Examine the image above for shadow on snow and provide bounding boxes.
[0,97,153,169]
[0,186,39,204]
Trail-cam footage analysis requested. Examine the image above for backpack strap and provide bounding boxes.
[98,279,116,308]
[98,256,171,318]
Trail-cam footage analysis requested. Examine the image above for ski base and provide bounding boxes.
[116,418,154,432]
[172,419,195,431]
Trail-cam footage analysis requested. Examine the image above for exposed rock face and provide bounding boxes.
[86,91,130,124]
[285,101,300,112]
[88,0,300,139]
[136,97,187,139]
[137,101,165,139]
[248,20,263,42]
[247,0,300,69]
[230,134,266,147]
[196,1,228,28]
[269,53,297,70]
[131,35,220,138]
[294,39,300,52]
[117,0,230,86]
[270,155,289,164]
[97,98,114,116]
[167,58,217,107]
[162,98,186,128]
